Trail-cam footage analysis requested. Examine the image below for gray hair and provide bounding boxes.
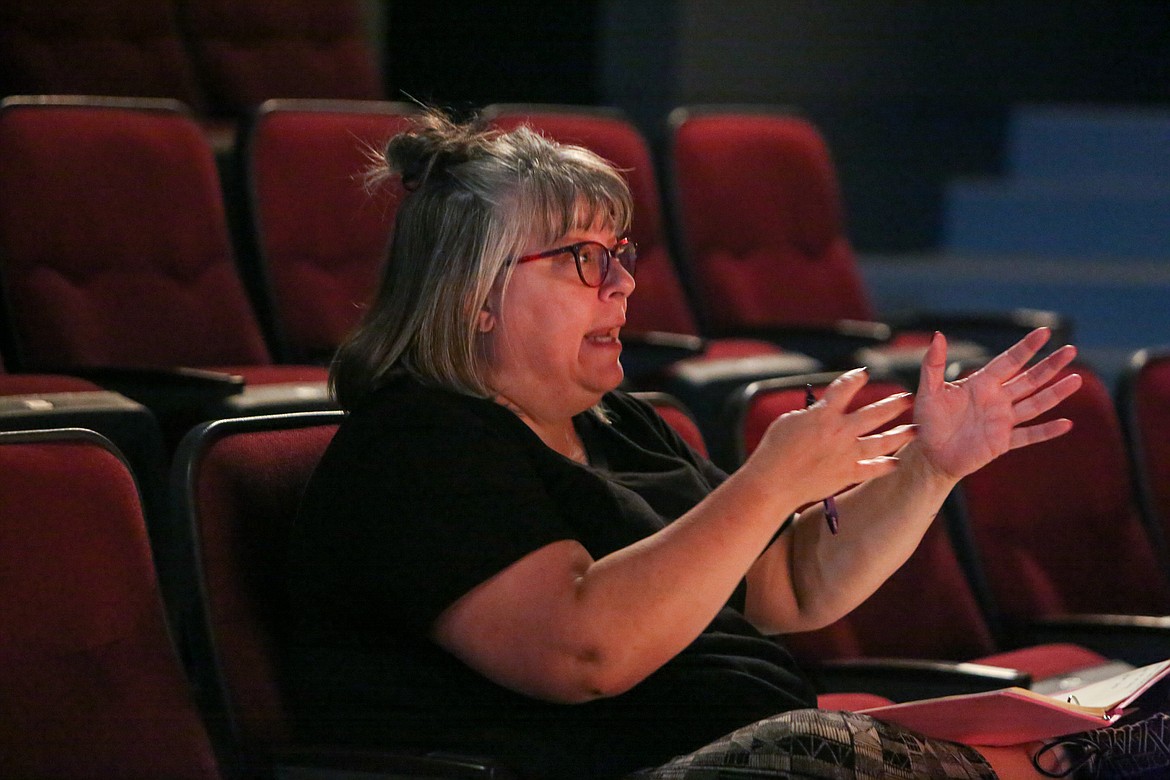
[330,110,634,409]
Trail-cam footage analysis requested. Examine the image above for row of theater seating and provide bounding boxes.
[3,347,1170,778]
[0,396,885,779]
[2,94,1169,775]
[0,0,383,151]
[0,95,1069,457]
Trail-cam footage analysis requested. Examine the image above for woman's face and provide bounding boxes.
[482,224,635,418]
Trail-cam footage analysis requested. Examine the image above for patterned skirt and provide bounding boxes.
[629,709,997,779]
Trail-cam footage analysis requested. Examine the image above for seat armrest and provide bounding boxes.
[719,320,892,369]
[51,365,246,407]
[885,308,1073,354]
[273,745,518,779]
[1009,614,1170,667]
[619,330,707,381]
[807,658,1030,703]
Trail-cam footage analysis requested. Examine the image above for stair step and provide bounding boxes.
[943,178,1170,257]
[1009,105,1170,181]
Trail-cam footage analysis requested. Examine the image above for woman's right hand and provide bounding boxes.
[745,368,916,509]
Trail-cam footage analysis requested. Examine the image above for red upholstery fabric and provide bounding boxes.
[247,100,415,360]
[816,692,893,711]
[213,363,336,386]
[0,433,219,779]
[670,111,875,333]
[185,416,341,759]
[737,376,906,461]
[0,371,104,393]
[976,643,1113,684]
[0,98,276,370]
[631,391,708,457]
[1129,350,1170,551]
[0,0,206,111]
[958,364,1170,620]
[486,107,709,339]
[177,0,383,118]
[786,521,1001,663]
[734,375,1110,678]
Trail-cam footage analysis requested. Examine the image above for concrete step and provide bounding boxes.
[1009,105,1170,182]
[943,178,1170,257]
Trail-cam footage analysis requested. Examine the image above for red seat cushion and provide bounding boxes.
[960,364,1170,619]
[181,0,383,118]
[671,112,875,333]
[0,0,207,111]
[247,102,414,359]
[1133,352,1170,549]
[0,99,274,370]
[0,436,219,779]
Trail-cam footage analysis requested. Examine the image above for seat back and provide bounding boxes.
[728,372,1003,663]
[1119,347,1170,566]
[0,0,207,111]
[0,427,220,779]
[484,104,702,338]
[176,0,383,120]
[0,95,273,371]
[173,411,345,764]
[629,390,708,457]
[955,362,1170,621]
[668,107,875,334]
[244,99,416,362]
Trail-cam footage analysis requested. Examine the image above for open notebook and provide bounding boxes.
[858,658,1170,746]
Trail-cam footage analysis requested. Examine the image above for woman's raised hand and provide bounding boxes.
[913,327,1082,482]
[749,368,916,509]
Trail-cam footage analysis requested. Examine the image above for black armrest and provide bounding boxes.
[50,365,246,408]
[806,658,1030,703]
[619,330,707,381]
[884,308,1074,355]
[1009,614,1170,667]
[661,351,823,468]
[718,320,892,369]
[273,745,518,779]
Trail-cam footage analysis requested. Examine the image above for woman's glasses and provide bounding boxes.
[514,237,637,288]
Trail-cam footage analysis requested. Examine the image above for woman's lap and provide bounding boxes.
[630,709,997,779]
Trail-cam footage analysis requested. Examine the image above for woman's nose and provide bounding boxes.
[600,259,635,298]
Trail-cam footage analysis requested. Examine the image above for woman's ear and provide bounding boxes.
[477,304,495,334]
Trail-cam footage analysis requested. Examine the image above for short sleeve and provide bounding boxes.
[292,396,579,635]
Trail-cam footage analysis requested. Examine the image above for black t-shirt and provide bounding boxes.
[284,377,817,779]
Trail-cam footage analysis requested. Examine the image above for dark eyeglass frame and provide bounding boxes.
[514,237,637,288]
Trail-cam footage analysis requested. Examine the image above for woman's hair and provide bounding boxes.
[329,109,634,409]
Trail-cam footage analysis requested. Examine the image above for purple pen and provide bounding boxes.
[805,384,840,535]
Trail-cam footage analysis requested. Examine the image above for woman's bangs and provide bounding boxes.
[525,175,631,248]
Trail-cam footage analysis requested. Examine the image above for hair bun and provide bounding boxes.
[382,110,496,192]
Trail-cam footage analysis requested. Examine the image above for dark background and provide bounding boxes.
[380,0,1170,252]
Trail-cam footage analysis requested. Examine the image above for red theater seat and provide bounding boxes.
[172,411,513,777]
[667,106,1068,374]
[242,99,417,363]
[0,427,221,779]
[953,361,1170,665]
[177,0,383,120]
[727,371,1116,701]
[1118,347,1170,569]
[0,96,336,442]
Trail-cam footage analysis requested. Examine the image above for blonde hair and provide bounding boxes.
[330,110,633,409]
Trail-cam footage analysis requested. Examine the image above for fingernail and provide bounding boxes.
[861,455,900,465]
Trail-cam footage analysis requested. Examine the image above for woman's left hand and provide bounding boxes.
[913,327,1082,481]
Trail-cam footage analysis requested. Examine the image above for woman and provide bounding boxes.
[285,111,1167,779]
